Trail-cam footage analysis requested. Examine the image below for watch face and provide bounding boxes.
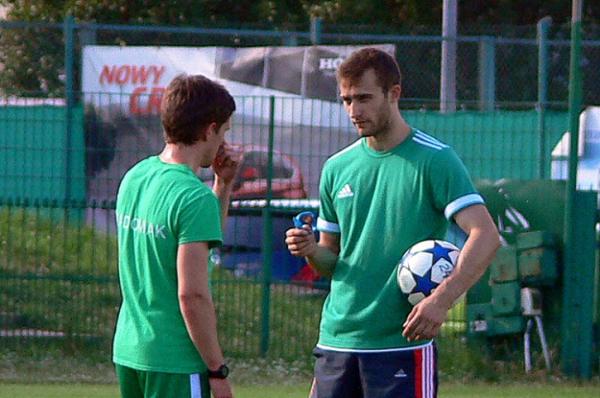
[208,364,229,379]
[220,364,229,377]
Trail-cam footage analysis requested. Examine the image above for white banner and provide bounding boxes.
[82,44,395,126]
[82,44,395,202]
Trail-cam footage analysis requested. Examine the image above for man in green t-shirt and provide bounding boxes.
[286,48,500,398]
[113,74,240,398]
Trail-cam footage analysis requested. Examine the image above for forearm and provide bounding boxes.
[179,294,225,370]
[212,176,234,232]
[306,244,339,278]
[432,227,500,309]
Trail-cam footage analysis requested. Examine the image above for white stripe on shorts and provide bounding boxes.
[421,344,435,398]
[190,373,201,398]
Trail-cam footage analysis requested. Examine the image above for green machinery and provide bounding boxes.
[466,179,598,376]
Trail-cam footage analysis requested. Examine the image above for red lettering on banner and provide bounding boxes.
[148,87,165,114]
[130,86,147,114]
[116,65,130,85]
[98,64,166,114]
[131,66,151,85]
[153,66,166,84]
[129,86,165,115]
[99,65,117,84]
[98,64,166,86]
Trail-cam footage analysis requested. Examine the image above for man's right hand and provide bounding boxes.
[209,378,234,398]
[285,226,317,258]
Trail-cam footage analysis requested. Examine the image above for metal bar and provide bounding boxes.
[4,19,600,47]
[0,20,62,29]
[79,21,312,39]
[537,17,552,178]
[62,15,75,241]
[63,15,75,203]
[478,36,496,111]
[561,0,584,378]
[534,315,552,370]
[260,95,276,356]
[310,17,322,45]
[440,0,457,113]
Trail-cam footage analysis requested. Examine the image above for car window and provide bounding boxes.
[272,153,293,178]
[241,151,293,179]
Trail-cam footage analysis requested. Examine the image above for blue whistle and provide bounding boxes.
[293,211,317,230]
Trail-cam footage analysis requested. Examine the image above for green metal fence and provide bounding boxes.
[2,19,600,106]
[1,18,598,379]
[0,95,570,357]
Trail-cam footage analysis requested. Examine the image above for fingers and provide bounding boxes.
[402,304,443,341]
[285,227,311,238]
[285,227,316,257]
[287,240,314,256]
[402,307,419,341]
[213,143,243,183]
[215,143,242,167]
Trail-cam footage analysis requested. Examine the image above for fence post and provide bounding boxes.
[478,36,496,112]
[283,32,298,46]
[562,0,587,379]
[440,0,457,113]
[260,96,276,356]
[63,14,75,207]
[537,17,552,178]
[310,17,322,45]
[79,22,97,46]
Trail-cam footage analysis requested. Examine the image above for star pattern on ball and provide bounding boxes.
[424,241,455,265]
[412,268,438,295]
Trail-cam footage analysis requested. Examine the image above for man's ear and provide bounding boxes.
[388,84,401,103]
[200,122,218,141]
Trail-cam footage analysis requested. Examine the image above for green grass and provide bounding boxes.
[0,206,118,275]
[0,206,583,384]
[1,206,468,363]
[2,382,600,398]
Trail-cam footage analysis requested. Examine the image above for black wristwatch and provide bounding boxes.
[207,364,229,379]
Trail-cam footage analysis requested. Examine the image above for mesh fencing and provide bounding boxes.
[0,19,596,377]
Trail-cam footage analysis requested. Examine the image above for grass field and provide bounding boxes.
[2,382,600,398]
[1,205,598,394]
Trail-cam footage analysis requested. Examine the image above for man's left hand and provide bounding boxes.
[402,295,449,341]
[212,142,242,184]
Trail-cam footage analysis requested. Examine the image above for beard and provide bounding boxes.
[356,109,392,138]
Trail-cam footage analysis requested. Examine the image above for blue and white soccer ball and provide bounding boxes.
[397,240,460,306]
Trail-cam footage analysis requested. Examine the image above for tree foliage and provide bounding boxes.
[0,0,598,96]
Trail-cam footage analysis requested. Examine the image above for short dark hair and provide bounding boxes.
[160,74,236,145]
[337,47,402,93]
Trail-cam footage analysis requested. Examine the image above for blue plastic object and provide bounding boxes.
[293,211,317,230]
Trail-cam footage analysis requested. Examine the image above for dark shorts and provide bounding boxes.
[115,364,210,398]
[310,343,437,398]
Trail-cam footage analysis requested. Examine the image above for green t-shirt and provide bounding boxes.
[113,156,222,373]
[316,129,484,350]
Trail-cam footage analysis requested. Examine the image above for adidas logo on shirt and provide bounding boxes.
[337,184,354,199]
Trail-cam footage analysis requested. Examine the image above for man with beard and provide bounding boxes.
[286,48,499,398]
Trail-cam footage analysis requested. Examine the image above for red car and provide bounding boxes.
[199,145,307,200]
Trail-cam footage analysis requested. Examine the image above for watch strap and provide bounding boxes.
[207,364,229,379]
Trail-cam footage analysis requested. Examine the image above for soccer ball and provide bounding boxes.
[397,240,460,306]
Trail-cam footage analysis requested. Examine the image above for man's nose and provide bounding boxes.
[349,102,361,118]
